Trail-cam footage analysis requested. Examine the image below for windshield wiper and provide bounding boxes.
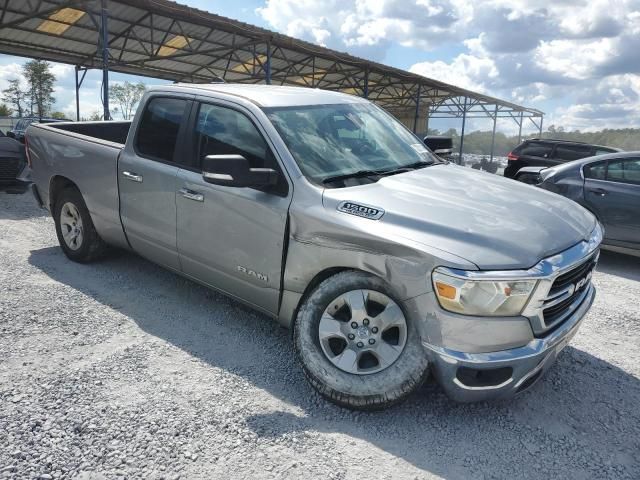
[382,160,434,173]
[322,169,386,185]
[322,161,433,185]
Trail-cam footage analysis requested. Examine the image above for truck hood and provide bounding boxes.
[322,163,596,270]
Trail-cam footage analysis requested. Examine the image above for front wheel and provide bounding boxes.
[294,271,430,410]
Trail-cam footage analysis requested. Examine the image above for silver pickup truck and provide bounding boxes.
[27,84,601,410]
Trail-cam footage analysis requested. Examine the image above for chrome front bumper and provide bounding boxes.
[423,284,595,402]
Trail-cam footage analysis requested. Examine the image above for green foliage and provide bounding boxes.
[1,79,26,117]
[539,125,640,151]
[23,60,56,118]
[110,81,146,120]
[427,126,640,156]
[0,103,12,116]
[50,111,68,120]
[81,111,103,121]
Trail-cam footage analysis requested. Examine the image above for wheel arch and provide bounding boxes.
[279,266,365,330]
[49,175,80,211]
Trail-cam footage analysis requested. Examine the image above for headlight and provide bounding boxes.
[432,269,537,316]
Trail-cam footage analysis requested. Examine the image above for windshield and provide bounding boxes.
[264,103,438,185]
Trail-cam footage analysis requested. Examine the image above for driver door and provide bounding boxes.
[176,100,292,315]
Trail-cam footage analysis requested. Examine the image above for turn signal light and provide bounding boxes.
[435,281,457,299]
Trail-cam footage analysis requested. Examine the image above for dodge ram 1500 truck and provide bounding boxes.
[27,84,602,410]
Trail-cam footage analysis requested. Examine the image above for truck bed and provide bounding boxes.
[28,120,132,250]
[47,121,131,145]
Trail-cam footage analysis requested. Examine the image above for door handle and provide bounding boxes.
[588,187,607,196]
[122,171,143,183]
[179,188,204,202]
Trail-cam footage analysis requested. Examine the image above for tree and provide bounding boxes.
[81,110,103,121]
[2,79,26,117]
[23,59,55,118]
[110,81,146,119]
[50,111,68,119]
[0,103,12,116]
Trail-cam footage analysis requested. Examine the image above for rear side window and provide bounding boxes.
[136,97,189,163]
[595,148,615,156]
[518,142,553,158]
[553,144,592,161]
[607,158,640,185]
[584,161,607,180]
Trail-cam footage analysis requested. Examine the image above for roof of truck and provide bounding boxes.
[165,83,369,108]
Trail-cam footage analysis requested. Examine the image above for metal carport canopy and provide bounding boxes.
[0,0,543,140]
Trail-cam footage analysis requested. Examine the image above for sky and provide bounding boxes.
[1,0,639,135]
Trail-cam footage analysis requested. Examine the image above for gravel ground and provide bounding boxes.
[1,191,639,480]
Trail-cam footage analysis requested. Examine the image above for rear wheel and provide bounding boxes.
[294,270,429,410]
[53,187,108,262]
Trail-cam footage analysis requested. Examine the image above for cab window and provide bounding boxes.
[194,103,287,195]
[136,97,189,163]
[194,103,277,169]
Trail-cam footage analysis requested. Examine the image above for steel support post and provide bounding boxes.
[74,66,87,121]
[489,104,498,162]
[539,115,543,137]
[517,111,523,143]
[363,68,369,98]
[424,104,429,136]
[458,97,468,164]
[413,84,421,133]
[265,40,271,85]
[75,66,80,121]
[101,0,110,120]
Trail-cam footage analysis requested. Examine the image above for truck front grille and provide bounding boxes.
[0,157,23,181]
[541,253,598,329]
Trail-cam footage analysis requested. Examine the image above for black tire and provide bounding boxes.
[294,270,430,410]
[53,187,108,263]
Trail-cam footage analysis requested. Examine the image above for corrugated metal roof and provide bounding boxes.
[0,0,543,121]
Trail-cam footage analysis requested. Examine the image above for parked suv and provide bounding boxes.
[504,139,619,179]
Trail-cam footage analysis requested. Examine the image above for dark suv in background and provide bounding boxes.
[7,117,68,143]
[504,139,620,179]
[0,134,28,193]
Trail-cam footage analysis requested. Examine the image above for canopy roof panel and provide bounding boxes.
[0,0,543,123]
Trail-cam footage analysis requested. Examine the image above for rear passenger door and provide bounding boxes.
[583,157,640,248]
[119,94,193,271]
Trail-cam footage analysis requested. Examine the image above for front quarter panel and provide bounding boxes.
[277,184,478,327]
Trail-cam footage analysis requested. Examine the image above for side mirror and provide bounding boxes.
[423,136,453,155]
[202,154,278,188]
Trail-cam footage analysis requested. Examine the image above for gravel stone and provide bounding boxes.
[1,191,639,479]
